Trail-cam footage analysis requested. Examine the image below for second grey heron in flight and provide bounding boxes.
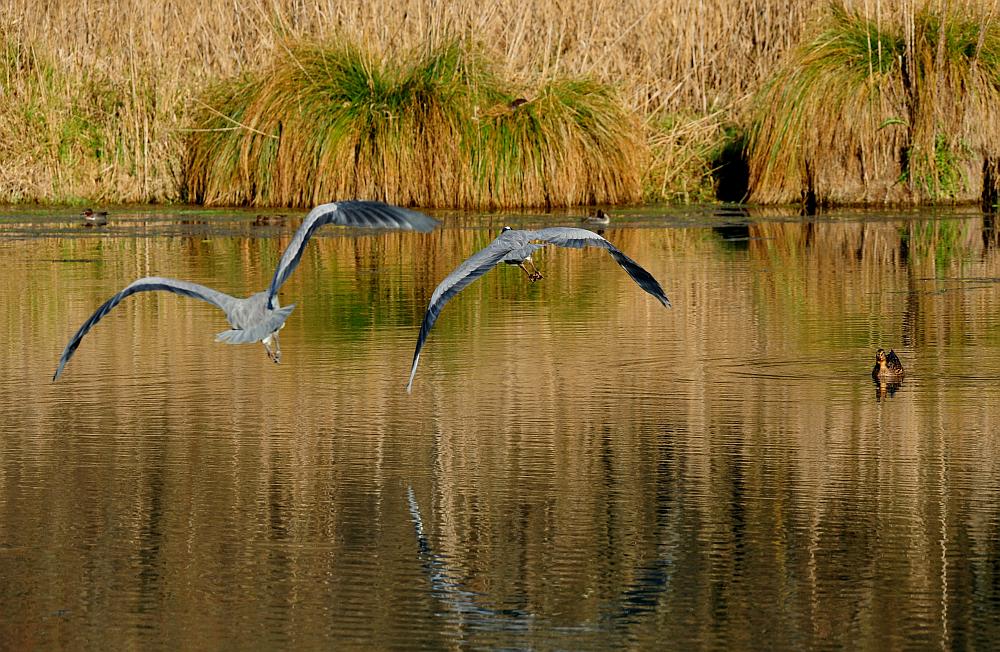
[54,200,439,381]
[405,226,670,392]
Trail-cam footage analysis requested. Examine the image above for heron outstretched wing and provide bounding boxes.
[406,226,671,392]
[53,276,237,381]
[266,200,439,309]
[524,227,671,308]
[406,235,515,393]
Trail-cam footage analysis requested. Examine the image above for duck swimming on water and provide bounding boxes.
[581,209,611,226]
[81,208,108,227]
[871,348,904,381]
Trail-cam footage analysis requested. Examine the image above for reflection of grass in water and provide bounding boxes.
[293,227,684,343]
[902,219,975,270]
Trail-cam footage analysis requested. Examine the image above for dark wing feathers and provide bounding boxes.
[601,247,670,307]
[887,349,904,370]
[267,200,439,309]
[526,227,671,307]
[53,277,236,381]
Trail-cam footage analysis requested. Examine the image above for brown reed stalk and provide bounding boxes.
[746,0,1000,207]
[0,0,823,205]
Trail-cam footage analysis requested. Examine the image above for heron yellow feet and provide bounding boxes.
[263,334,282,364]
[519,261,544,282]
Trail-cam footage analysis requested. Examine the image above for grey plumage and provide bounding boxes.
[52,278,293,381]
[54,200,438,381]
[406,226,670,392]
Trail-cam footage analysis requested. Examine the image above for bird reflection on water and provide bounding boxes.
[406,486,677,643]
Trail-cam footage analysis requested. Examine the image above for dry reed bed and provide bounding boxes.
[747,0,1000,207]
[4,0,1000,207]
[0,0,819,205]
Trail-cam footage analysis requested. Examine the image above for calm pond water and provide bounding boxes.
[1,205,1000,649]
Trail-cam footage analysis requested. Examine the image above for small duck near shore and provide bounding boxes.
[253,214,287,227]
[81,208,108,227]
[871,348,904,381]
[581,209,611,226]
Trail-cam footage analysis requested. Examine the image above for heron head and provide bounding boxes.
[501,225,512,233]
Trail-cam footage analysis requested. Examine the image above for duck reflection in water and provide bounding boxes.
[875,379,903,402]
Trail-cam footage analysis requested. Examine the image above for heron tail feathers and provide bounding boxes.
[215,304,295,344]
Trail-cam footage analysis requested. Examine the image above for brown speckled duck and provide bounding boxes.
[871,348,904,381]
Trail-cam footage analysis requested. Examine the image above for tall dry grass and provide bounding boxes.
[746,0,1000,207]
[14,0,998,207]
[1,0,826,205]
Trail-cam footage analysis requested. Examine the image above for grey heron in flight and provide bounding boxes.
[405,225,670,392]
[54,200,439,381]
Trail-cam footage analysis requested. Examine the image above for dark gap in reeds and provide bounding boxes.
[712,131,750,203]
[183,39,645,209]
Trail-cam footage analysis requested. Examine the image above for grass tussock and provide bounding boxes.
[185,40,644,209]
[186,42,487,207]
[474,78,645,207]
[747,1,1000,207]
[2,0,825,206]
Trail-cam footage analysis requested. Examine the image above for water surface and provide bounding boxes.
[1,205,999,649]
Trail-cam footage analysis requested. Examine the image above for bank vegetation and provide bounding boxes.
[3,0,1000,209]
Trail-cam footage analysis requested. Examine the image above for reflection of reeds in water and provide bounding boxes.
[6,219,1000,646]
[748,221,905,265]
[743,216,998,352]
[903,217,984,270]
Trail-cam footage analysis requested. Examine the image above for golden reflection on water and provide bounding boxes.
[2,211,1000,648]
